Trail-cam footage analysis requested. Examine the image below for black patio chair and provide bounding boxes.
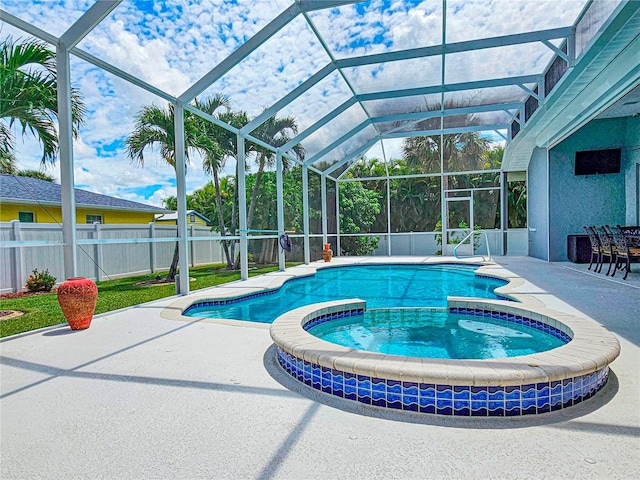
[609,225,640,280]
[583,226,602,271]
[594,226,616,275]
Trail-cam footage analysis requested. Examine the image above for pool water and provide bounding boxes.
[184,264,506,323]
[308,308,566,359]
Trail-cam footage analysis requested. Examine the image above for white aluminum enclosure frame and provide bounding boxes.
[2,0,638,293]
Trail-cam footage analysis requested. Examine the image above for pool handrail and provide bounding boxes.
[453,230,492,261]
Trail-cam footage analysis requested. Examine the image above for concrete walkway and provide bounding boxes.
[1,257,638,479]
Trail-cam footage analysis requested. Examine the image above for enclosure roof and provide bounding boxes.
[1,0,637,177]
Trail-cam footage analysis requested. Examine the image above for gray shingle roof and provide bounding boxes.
[0,175,171,213]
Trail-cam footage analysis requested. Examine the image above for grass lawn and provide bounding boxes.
[0,263,290,338]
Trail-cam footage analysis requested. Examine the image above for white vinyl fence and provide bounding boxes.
[1,221,224,293]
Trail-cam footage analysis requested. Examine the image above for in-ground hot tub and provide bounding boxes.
[270,294,619,416]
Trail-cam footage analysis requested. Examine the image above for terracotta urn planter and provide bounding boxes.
[322,243,333,262]
[57,277,98,330]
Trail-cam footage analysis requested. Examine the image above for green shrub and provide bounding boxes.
[25,268,56,292]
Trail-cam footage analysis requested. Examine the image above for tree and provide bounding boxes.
[0,36,85,169]
[16,169,56,181]
[126,102,199,282]
[247,114,305,232]
[194,101,248,269]
[338,181,381,255]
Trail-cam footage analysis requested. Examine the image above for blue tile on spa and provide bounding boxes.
[404,385,419,396]
[403,395,418,407]
[419,396,436,408]
[371,382,385,393]
[504,385,521,399]
[505,407,521,416]
[471,407,488,417]
[453,387,470,399]
[488,390,505,401]
[371,398,386,407]
[387,382,402,395]
[550,394,562,406]
[521,386,536,399]
[345,392,357,401]
[404,403,419,412]
[537,385,550,398]
[419,386,436,398]
[471,389,488,401]
[420,404,436,414]
[387,400,403,410]
[388,393,401,404]
[436,388,453,400]
[537,404,551,414]
[437,406,453,416]
[505,401,520,412]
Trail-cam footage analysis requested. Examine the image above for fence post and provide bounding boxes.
[11,220,23,292]
[149,222,156,273]
[93,222,103,281]
[190,224,195,267]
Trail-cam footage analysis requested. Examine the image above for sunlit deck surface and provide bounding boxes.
[1,256,638,479]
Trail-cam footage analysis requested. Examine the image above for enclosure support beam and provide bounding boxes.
[59,1,120,49]
[321,174,328,245]
[302,165,311,265]
[56,47,77,279]
[174,103,190,295]
[386,177,392,256]
[237,134,249,280]
[276,153,286,272]
[501,171,508,256]
[335,180,341,256]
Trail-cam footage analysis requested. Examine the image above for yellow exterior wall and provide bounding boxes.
[0,203,156,224]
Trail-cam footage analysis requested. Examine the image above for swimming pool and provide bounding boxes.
[166,259,620,417]
[183,264,507,323]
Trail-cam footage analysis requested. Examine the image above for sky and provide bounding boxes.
[1,0,590,208]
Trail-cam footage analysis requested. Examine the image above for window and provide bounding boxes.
[18,211,35,223]
[190,214,196,223]
[86,214,103,224]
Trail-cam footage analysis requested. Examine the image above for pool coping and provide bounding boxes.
[162,257,620,387]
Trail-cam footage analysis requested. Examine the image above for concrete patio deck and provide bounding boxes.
[1,256,639,479]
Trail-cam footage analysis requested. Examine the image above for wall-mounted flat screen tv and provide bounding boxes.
[575,148,621,175]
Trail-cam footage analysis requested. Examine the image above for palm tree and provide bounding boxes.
[1,36,85,168]
[126,102,199,282]
[402,109,491,241]
[16,169,56,181]
[247,114,305,232]
[193,98,247,269]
